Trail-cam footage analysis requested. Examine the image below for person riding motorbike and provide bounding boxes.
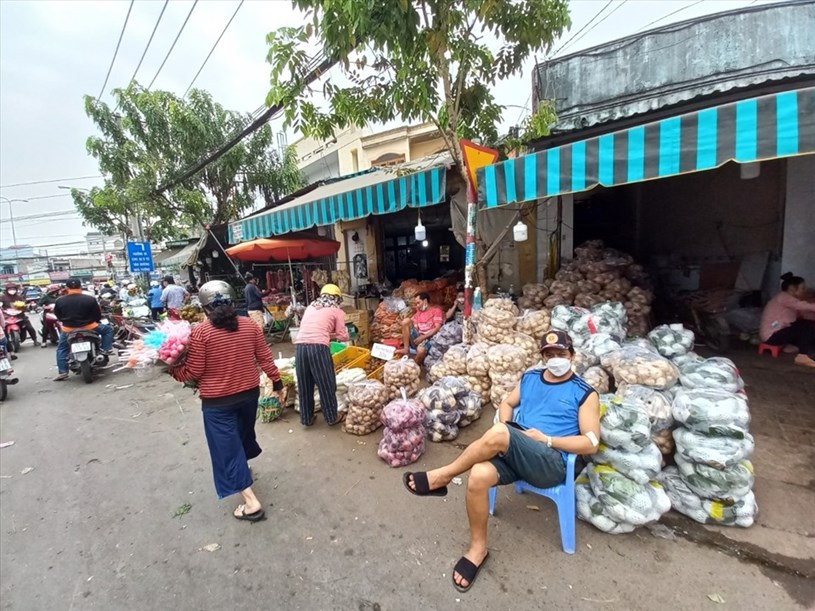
[53,277,114,382]
[38,284,63,348]
[1,282,40,347]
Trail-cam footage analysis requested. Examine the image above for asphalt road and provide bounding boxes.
[0,345,811,610]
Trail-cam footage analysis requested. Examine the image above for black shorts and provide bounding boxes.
[489,425,567,489]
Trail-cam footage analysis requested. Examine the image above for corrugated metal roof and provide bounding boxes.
[536,0,815,132]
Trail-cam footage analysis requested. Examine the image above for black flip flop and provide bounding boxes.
[328,412,347,426]
[452,552,489,593]
[402,472,448,497]
[233,505,265,522]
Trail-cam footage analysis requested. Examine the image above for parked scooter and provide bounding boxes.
[66,328,109,384]
[0,344,18,401]
[40,304,61,346]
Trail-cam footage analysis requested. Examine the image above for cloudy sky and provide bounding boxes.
[0,0,779,253]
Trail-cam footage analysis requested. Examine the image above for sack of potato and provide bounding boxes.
[504,331,540,368]
[465,342,491,377]
[606,345,679,390]
[582,366,610,394]
[441,343,469,375]
[515,309,551,342]
[463,375,491,405]
[483,297,519,316]
[384,356,421,400]
[344,380,389,435]
[519,283,549,309]
[476,306,517,344]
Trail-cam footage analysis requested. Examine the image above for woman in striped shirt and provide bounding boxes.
[171,280,283,522]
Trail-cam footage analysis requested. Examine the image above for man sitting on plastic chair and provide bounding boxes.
[403,330,600,592]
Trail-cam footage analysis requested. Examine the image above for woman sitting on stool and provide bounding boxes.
[760,273,815,368]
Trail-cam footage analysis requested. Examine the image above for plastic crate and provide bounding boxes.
[330,341,347,355]
[332,346,369,372]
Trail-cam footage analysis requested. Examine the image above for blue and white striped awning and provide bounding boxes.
[477,86,815,209]
[229,159,449,244]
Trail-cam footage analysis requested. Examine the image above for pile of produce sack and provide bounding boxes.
[419,376,484,442]
[576,397,670,534]
[371,296,408,342]
[344,379,389,435]
[377,396,426,467]
[335,368,368,414]
[424,320,463,370]
[648,324,695,359]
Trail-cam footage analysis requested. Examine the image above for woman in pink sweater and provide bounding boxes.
[293,284,350,426]
[760,273,815,368]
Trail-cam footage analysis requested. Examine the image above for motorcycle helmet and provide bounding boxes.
[150,280,159,287]
[198,280,236,308]
[320,283,342,297]
[4,282,18,296]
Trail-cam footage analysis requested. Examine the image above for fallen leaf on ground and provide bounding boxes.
[201,543,220,552]
[173,503,192,518]
[526,505,540,511]
[0,441,15,449]
[707,593,726,604]
[115,384,134,390]
[20,467,34,475]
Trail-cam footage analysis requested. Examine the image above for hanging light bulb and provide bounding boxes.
[422,240,428,248]
[414,211,426,241]
[513,220,528,242]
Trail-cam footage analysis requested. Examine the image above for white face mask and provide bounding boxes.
[7,290,17,296]
[546,357,572,377]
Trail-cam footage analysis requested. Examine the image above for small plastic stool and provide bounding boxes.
[758,343,782,358]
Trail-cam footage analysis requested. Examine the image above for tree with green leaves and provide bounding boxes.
[74,85,304,242]
[265,0,569,185]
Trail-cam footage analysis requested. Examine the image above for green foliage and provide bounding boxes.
[265,0,570,179]
[502,98,558,154]
[76,85,304,241]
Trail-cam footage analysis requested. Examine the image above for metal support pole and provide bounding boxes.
[462,175,478,344]
[0,196,24,247]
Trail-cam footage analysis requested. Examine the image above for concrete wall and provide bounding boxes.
[409,138,447,161]
[638,160,785,260]
[782,155,815,283]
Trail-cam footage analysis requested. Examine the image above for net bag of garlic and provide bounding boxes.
[377,396,426,467]
[384,356,421,400]
[344,379,389,436]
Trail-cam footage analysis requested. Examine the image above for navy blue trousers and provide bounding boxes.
[202,390,261,499]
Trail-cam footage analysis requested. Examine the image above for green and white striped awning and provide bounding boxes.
[229,160,449,244]
[477,86,815,209]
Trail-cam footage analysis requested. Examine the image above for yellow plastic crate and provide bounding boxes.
[332,346,369,372]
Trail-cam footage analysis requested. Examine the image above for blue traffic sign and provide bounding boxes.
[126,241,155,273]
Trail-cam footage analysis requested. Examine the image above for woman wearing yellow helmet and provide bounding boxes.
[293,284,349,427]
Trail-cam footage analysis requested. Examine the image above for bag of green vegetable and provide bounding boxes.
[586,464,671,527]
[679,357,744,393]
[648,324,695,358]
[671,388,750,437]
[673,426,755,469]
[674,454,755,501]
[576,472,636,534]
[593,442,663,485]
[599,397,653,453]
[657,467,757,527]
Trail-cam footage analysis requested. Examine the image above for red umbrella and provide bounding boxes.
[225,237,340,263]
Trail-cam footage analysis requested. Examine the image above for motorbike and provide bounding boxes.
[40,304,61,346]
[66,327,109,384]
[2,307,25,352]
[0,344,18,401]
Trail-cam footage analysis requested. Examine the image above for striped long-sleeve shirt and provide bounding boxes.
[171,316,282,401]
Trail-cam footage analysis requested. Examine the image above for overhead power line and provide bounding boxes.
[147,0,199,90]
[552,0,614,57]
[0,210,81,224]
[183,0,244,97]
[97,0,135,99]
[558,0,629,55]
[635,0,705,33]
[155,52,339,196]
[0,175,102,189]
[130,0,170,85]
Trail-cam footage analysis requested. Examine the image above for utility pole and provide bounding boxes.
[0,196,28,248]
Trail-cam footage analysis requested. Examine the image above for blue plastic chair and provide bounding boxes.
[488,452,578,554]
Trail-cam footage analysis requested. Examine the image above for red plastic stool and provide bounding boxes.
[757,343,782,358]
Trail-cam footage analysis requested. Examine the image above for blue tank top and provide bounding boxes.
[515,370,594,438]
